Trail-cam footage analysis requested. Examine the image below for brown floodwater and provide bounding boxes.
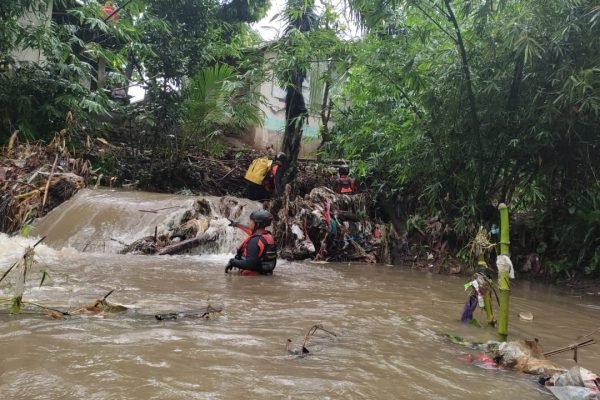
[0,190,598,399]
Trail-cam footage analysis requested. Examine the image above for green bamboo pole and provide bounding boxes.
[498,203,510,341]
[499,203,510,255]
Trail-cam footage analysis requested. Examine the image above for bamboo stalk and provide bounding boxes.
[498,203,510,341]
[544,339,595,357]
[478,254,496,326]
[0,260,19,285]
[138,206,180,213]
[4,180,39,191]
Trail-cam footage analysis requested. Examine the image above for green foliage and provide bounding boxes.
[218,0,271,23]
[120,0,267,154]
[324,0,600,276]
[1,0,268,146]
[181,63,263,150]
[0,0,138,142]
[10,297,24,314]
[0,63,108,142]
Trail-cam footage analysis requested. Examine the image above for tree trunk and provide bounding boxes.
[97,58,106,89]
[157,231,217,255]
[317,65,333,154]
[282,71,308,168]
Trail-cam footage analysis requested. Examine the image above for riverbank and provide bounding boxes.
[1,136,599,294]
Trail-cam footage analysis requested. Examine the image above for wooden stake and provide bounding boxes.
[41,154,59,216]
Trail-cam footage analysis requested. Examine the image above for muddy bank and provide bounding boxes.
[88,139,337,197]
[0,135,90,233]
[2,137,598,293]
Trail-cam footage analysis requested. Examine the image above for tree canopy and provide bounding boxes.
[1,0,599,277]
[321,0,600,275]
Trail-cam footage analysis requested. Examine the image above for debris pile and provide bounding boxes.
[119,196,256,255]
[543,366,600,400]
[286,324,337,357]
[1,134,88,233]
[97,144,284,196]
[291,162,339,197]
[445,332,599,400]
[274,186,388,262]
[492,339,565,375]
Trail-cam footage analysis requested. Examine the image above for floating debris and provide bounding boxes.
[70,290,128,316]
[519,312,534,321]
[155,305,222,321]
[286,324,337,357]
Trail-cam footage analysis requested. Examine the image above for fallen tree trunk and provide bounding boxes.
[157,230,218,255]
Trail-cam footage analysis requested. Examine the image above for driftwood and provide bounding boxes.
[70,290,128,315]
[157,230,218,255]
[544,337,597,364]
[120,197,249,255]
[155,305,222,320]
[286,324,337,356]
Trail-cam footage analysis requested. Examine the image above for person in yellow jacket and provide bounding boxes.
[244,152,287,200]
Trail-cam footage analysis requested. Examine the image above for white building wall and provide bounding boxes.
[11,1,54,65]
[248,51,324,159]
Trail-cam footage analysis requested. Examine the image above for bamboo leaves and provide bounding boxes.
[0,236,46,314]
[322,0,600,276]
[181,64,264,150]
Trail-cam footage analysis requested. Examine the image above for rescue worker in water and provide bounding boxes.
[225,210,277,275]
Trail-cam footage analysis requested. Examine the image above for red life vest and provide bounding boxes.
[262,162,282,192]
[336,176,355,194]
[102,2,120,22]
[236,231,277,274]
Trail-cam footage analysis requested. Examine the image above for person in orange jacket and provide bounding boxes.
[334,166,357,194]
[226,210,277,275]
[262,152,286,196]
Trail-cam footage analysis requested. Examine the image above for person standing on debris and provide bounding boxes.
[263,152,286,196]
[334,166,357,194]
[226,210,277,276]
[244,152,287,200]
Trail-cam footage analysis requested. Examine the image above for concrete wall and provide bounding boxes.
[11,1,53,65]
[248,52,324,159]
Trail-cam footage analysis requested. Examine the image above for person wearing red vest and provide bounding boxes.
[102,2,120,22]
[226,210,277,275]
[335,166,357,194]
[262,152,286,196]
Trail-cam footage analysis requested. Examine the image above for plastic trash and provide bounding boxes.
[547,386,599,400]
[519,312,534,321]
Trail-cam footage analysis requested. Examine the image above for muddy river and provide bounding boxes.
[0,190,598,399]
